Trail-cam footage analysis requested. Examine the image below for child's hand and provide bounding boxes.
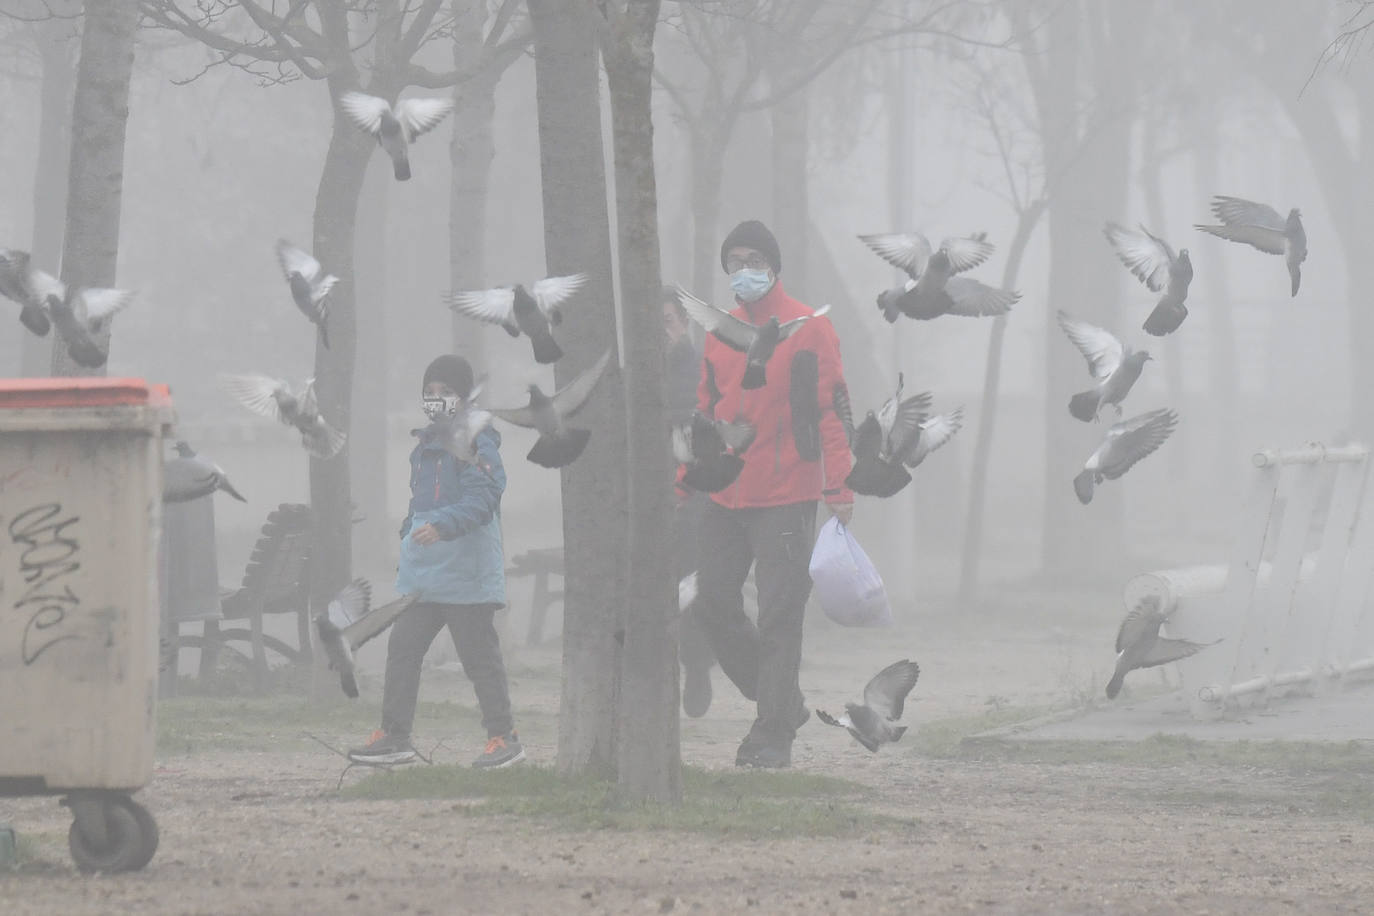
[411,523,442,545]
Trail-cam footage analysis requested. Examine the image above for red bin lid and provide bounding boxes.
[0,377,173,409]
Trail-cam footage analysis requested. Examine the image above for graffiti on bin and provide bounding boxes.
[7,502,83,665]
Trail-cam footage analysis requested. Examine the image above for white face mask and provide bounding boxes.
[730,268,774,302]
[422,394,460,421]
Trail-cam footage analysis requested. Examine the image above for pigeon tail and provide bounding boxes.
[681,455,745,493]
[340,671,359,699]
[318,317,330,350]
[890,724,909,743]
[1143,300,1187,336]
[1068,390,1100,423]
[530,333,564,365]
[221,480,248,503]
[67,338,108,369]
[1105,670,1125,699]
[1290,266,1301,297]
[845,457,912,499]
[741,362,767,390]
[19,304,50,337]
[392,151,411,181]
[526,427,592,468]
[1073,469,1096,505]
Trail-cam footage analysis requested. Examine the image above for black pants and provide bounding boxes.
[380,601,514,740]
[695,499,816,744]
[674,492,716,674]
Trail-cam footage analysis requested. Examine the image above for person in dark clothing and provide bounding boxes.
[349,354,524,769]
[676,220,855,768]
[664,286,717,718]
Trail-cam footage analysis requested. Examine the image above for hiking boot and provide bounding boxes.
[347,730,417,766]
[682,665,713,718]
[737,741,791,769]
[473,732,526,769]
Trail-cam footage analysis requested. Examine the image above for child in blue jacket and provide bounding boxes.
[349,354,523,768]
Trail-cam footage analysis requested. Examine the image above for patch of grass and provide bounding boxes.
[341,763,904,837]
[909,704,1052,758]
[961,732,1374,773]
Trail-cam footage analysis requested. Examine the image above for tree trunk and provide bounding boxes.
[529,0,627,779]
[24,17,75,377]
[449,0,501,376]
[769,83,809,298]
[689,132,728,299]
[52,0,138,378]
[602,0,679,805]
[957,199,1045,607]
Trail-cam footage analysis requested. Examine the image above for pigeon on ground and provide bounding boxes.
[1106,594,1220,699]
[338,91,455,181]
[1073,407,1177,505]
[1194,195,1306,297]
[446,274,587,365]
[1056,310,1151,422]
[163,441,247,503]
[672,412,756,493]
[221,374,347,460]
[860,232,1015,321]
[315,578,372,699]
[44,286,135,369]
[675,286,831,390]
[1103,222,1194,336]
[489,348,613,468]
[817,659,921,753]
[275,240,336,348]
[0,248,60,336]
[838,373,932,498]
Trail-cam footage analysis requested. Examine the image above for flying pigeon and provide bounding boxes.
[445,274,587,365]
[675,286,831,390]
[1056,310,1152,422]
[1073,407,1177,505]
[489,348,613,468]
[339,91,455,181]
[0,248,60,336]
[672,412,756,493]
[1106,594,1220,699]
[315,578,373,699]
[1195,195,1306,297]
[221,374,347,460]
[838,374,932,498]
[275,240,336,348]
[163,441,247,504]
[816,659,921,753]
[860,232,1015,321]
[43,286,135,369]
[1103,222,1194,336]
[431,383,495,463]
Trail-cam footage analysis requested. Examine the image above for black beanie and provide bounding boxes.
[422,354,474,399]
[720,220,781,275]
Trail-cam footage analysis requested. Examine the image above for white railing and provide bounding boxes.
[1122,441,1374,718]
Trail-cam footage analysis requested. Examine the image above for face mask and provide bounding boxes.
[423,395,460,421]
[730,268,774,303]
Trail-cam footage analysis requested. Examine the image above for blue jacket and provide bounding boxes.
[396,424,507,607]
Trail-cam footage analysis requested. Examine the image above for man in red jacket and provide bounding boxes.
[681,219,854,768]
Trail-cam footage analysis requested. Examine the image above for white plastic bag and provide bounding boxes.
[808,517,893,627]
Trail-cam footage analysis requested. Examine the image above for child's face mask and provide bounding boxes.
[423,394,460,421]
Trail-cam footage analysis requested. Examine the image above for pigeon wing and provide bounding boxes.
[550,347,613,418]
[74,288,134,326]
[1056,311,1124,380]
[863,659,921,721]
[530,273,588,315]
[488,404,540,429]
[671,423,695,463]
[339,91,391,135]
[937,235,996,274]
[858,232,933,278]
[222,374,289,423]
[833,384,855,447]
[942,277,1019,316]
[717,419,756,453]
[327,578,372,629]
[675,287,756,352]
[1113,605,1162,654]
[446,287,517,325]
[1138,637,1217,669]
[275,239,321,282]
[777,303,831,341]
[885,393,933,460]
[1100,408,1178,479]
[815,709,848,729]
[1103,222,1172,292]
[1211,195,1287,232]
[0,249,40,305]
[394,97,455,141]
[1195,222,1286,256]
[903,407,964,467]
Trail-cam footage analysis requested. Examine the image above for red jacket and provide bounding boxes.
[683,281,854,509]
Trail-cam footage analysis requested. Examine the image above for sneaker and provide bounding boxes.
[738,742,791,769]
[472,732,526,769]
[682,665,713,718]
[347,730,417,766]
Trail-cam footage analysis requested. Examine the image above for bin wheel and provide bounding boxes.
[67,795,157,874]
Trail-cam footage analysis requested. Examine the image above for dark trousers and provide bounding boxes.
[380,601,514,740]
[695,499,817,744]
[674,492,716,674]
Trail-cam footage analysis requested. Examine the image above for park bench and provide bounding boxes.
[506,546,564,646]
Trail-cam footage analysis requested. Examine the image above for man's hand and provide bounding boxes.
[410,522,442,545]
[827,502,854,526]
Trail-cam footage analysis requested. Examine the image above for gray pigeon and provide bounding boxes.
[44,286,135,369]
[1103,222,1193,336]
[675,287,830,390]
[163,441,247,503]
[274,240,336,348]
[315,578,372,699]
[1056,311,1151,422]
[1074,407,1177,505]
[672,411,756,493]
[840,374,931,498]
[1195,196,1306,297]
[445,274,587,365]
[339,92,455,181]
[1106,594,1219,699]
[489,348,613,468]
[860,232,1015,321]
[817,659,921,753]
[221,374,347,460]
[0,248,60,336]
